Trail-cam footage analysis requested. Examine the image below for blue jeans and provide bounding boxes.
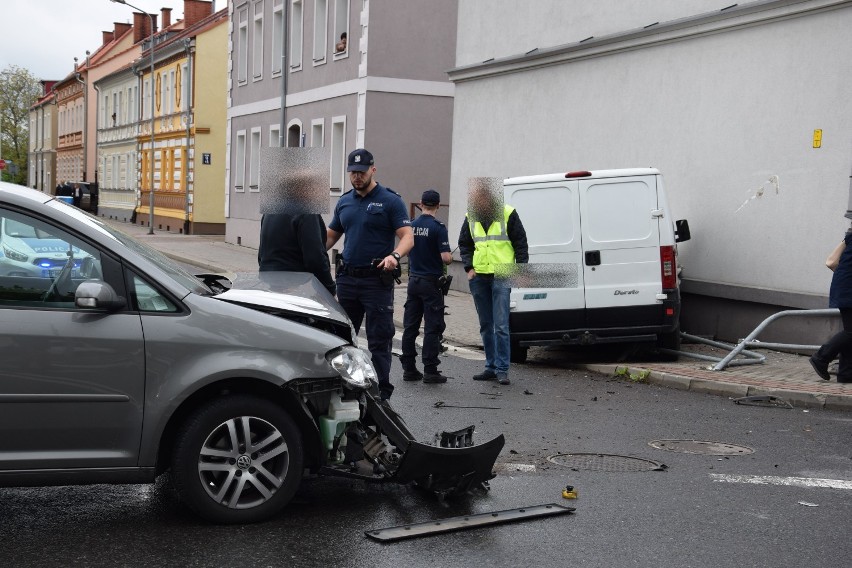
[469,274,510,375]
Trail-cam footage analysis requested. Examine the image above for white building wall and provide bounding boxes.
[449,0,852,305]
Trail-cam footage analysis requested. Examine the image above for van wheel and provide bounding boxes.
[510,343,528,364]
[171,395,303,524]
[657,327,682,361]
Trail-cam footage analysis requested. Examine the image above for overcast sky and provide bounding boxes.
[1,0,204,80]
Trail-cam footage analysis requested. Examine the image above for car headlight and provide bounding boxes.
[326,346,376,389]
[3,246,28,263]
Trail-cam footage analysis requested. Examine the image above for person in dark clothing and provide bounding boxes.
[258,213,336,295]
[458,178,528,385]
[400,189,453,384]
[72,183,82,208]
[811,229,852,383]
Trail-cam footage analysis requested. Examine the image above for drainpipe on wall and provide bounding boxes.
[280,0,289,146]
[93,82,101,187]
[73,51,91,182]
[183,38,193,235]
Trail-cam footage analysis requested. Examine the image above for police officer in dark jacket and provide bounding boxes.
[326,149,414,401]
[400,190,453,384]
[258,213,336,295]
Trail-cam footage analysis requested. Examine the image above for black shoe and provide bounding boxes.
[403,369,423,382]
[473,370,497,381]
[497,374,510,385]
[809,356,831,381]
[423,372,449,384]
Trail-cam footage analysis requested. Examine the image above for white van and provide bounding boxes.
[504,168,691,363]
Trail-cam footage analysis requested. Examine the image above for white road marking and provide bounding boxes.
[710,474,852,490]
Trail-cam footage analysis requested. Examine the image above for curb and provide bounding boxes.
[584,363,852,412]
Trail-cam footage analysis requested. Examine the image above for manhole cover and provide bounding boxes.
[547,453,666,472]
[648,440,754,455]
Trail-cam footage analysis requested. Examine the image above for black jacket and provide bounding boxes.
[258,213,336,294]
[458,208,529,272]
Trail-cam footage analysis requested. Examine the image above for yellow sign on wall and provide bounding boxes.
[813,129,822,148]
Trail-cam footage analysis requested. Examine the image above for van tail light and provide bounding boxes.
[660,246,677,290]
[565,170,592,178]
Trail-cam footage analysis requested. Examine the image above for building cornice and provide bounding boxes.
[448,0,852,83]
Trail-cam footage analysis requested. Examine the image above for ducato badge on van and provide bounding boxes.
[504,168,690,363]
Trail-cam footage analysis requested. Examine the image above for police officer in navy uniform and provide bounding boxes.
[326,149,413,401]
[400,189,453,384]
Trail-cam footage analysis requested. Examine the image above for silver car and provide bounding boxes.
[0,182,502,524]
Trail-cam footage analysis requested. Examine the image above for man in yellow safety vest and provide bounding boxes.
[458,178,528,385]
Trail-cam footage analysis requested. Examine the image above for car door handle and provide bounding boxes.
[585,251,601,266]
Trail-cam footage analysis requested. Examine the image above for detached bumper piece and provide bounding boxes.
[365,503,575,542]
[320,392,504,499]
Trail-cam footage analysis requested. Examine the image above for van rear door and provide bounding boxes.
[505,181,585,322]
[579,174,661,325]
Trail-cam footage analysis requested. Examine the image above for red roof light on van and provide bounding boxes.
[564,170,592,178]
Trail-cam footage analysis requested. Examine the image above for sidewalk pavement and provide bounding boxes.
[104,218,852,412]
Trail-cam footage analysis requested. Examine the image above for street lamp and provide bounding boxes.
[110,0,156,234]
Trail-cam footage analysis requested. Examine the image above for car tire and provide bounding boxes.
[171,394,303,524]
[510,342,528,364]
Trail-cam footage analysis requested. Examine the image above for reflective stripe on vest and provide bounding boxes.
[467,205,515,274]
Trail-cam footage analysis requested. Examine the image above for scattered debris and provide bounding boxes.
[364,503,575,542]
[523,389,534,395]
[562,485,578,499]
[798,501,819,507]
[434,401,501,410]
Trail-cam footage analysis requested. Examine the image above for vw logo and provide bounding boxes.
[236,455,252,470]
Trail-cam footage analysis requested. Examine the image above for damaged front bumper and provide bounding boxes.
[319,391,505,499]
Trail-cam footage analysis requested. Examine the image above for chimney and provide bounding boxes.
[161,7,172,29]
[132,12,159,44]
[114,22,132,39]
[183,0,214,27]
[102,31,115,45]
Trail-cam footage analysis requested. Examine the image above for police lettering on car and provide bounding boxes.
[400,189,454,384]
[325,149,413,401]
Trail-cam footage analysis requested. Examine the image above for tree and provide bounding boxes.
[0,65,41,185]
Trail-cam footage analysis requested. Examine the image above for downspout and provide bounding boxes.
[280,0,288,146]
[183,38,193,234]
[93,82,101,186]
[74,51,90,181]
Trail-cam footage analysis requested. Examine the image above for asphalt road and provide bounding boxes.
[1,342,851,568]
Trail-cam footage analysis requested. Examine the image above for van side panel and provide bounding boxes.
[580,176,662,314]
[505,182,584,314]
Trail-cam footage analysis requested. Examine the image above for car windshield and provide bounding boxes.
[45,200,212,295]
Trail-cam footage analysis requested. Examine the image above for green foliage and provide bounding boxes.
[0,65,42,185]
[614,366,650,383]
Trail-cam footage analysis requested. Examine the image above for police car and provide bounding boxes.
[0,214,92,278]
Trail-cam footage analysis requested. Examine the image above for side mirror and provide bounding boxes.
[75,280,126,311]
[675,219,691,243]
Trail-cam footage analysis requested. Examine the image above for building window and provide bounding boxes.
[237,8,248,84]
[289,0,303,71]
[287,120,302,147]
[249,127,261,191]
[311,118,324,148]
[180,64,189,112]
[330,116,345,192]
[235,130,246,192]
[333,0,349,58]
[313,0,328,65]
[253,1,264,80]
[272,0,283,75]
[269,125,281,147]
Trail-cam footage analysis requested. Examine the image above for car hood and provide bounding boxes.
[213,271,351,327]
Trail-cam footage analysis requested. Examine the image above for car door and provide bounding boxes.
[0,207,145,470]
[579,175,662,324]
[505,181,585,320]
